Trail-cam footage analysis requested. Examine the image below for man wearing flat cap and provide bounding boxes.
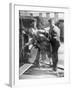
[48,18,60,71]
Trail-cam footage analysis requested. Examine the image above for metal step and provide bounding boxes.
[19,64,33,76]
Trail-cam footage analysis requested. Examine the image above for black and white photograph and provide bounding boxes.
[19,10,64,79]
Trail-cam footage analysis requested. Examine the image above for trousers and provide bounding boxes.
[50,39,60,69]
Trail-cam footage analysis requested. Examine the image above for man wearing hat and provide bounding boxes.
[48,18,60,71]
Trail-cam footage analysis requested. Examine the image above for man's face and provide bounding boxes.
[48,19,55,26]
[59,22,64,28]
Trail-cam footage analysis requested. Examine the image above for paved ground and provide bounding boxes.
[19,65,64,79]
[19,43,64,79]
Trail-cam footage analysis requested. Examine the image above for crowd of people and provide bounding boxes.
[19,16,64,72]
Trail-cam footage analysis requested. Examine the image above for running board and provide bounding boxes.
[19,64,33,76]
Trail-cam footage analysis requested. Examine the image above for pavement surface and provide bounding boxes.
[19,43,64,79]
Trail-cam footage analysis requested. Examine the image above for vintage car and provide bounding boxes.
[19,16,37,66]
